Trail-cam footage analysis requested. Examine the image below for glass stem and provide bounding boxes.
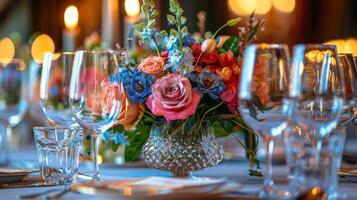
[263,135,274,194]
[91,133,101,183]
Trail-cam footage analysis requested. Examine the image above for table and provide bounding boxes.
[1,147,357,199]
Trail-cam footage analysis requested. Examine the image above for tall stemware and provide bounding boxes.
[289,44,345,138]
[41,52,77,126]
[338,53,357,125]
[238,44,291,198]
[69,50,123,182]
[0,59,28,164]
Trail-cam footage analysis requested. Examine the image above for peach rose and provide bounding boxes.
[137,56,164,78]
[217,67,233,82]
[253,81,270,105]
[101,80,142,130]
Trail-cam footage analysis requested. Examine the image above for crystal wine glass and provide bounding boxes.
[289,44,345,137]
[40,52,77,126]
[0,59,28,163]
[338,53,357,125]
[69,50,123,182]
[238,44,291,198]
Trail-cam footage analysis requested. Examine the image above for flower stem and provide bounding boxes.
[194,23,228,66]
[151,35,161,56]
[195,101,224,134]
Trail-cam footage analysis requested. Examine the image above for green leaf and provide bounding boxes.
[112,142,120,152]
[222,36,240,55]
[167,14,176,25]
[169,0,177,13]
[181,26,188,34]
[170,28,178,36]
[247,20,264,42]
[148,19,156,28]
[216,47,227,54]
[227,17,242,27]
[124,123,150,162]
[180,16,187,25]
[152,10,159,18]
[134,23,145,32]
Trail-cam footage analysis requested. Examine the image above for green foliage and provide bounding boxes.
[167,0,187,50]
[124,122,150,162]
[227,17,242,27]
[222,36,241,56]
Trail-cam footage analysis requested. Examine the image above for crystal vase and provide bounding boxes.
[141,121,224,177]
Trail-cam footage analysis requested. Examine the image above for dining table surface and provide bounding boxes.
[1,144,357,200]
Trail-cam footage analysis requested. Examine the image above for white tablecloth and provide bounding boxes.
[1,147,357,200]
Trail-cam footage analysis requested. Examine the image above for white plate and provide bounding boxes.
[0,167,38,184]
[72,177,229,200]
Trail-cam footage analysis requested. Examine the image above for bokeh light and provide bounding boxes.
[324,38,357,56]
[228,0,271,16]
[31,34,55,64]
[125,0,140,17]
[272,0,296,13]
[64,5,79,30]
[0,37,15,65]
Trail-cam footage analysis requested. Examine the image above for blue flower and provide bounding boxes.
[167,47,194,75]
[113,132,129,145]
[182,34,195,47]
[191,69,225,99]
[119,68,156,104]
[141,28,155,42]
[164,35,180,51]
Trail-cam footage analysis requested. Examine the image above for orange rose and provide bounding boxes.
[217,67,233,82]
[254,81,270,105]
[115,84,144,130]
[137,56,164,78]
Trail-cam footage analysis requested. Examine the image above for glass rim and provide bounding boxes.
[33,126,83,131]
[248,43,289,49]
[75,49,116,54]
[294,43,338,50]
[44,51,76,56]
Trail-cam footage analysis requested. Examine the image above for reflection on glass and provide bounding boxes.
[238,44,290,198]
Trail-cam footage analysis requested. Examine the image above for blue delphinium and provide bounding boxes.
[191,69,225,99]
[119,68,156,104]
[182,34,195,47]
[164,35,180,51]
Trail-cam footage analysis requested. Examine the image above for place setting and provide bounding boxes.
[0,0,356,199]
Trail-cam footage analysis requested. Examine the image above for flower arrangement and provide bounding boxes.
[102,0,265,176]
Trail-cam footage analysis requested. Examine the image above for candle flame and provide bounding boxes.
[125,0,140,17]
[64,5,79,30]
[0,37,15,65]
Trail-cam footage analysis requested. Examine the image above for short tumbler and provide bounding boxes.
[284,126,346,198]
[34,126,83,185]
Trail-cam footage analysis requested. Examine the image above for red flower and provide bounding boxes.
[191,43,219,66]
[220,78,239,114]
[218,50,236,68]
[160,51,169,62]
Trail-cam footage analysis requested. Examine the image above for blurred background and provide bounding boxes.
[0,0,356,53]
[0,0,356,162]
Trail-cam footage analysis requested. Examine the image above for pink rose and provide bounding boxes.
[100,78,120,114]
[137,56,164,78]
[146,73,201,121]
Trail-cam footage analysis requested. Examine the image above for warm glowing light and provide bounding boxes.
[272,0,295,13]
[324,38,357,56]
[31,34,55,64]
[125,0,140,17]
[255,0,272,15]
[228,0,271,16]
[0,37,15,65]
[64,5,79,30]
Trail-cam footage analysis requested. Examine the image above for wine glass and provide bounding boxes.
[288,44,346,197]
[69,50,123,182]
[40,52,77,126]
[338,53,357,125]
[238,44,291,198]
[0,59,28,164]
[289,44,345,137]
